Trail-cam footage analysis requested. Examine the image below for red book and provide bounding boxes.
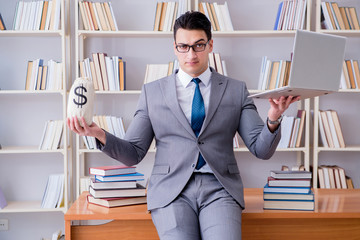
[89,165,136,176]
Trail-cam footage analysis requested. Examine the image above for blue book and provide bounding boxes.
[263,184,311,194]
[264,190,314,201]
[95,172,144,182]
[274,2,284,30]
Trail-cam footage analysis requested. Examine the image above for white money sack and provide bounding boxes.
[67,77,94,127]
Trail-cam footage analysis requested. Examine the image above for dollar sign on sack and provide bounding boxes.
[73,84,87,108]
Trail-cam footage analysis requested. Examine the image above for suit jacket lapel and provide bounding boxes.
[160,73,196,138]
[200,71,227,136]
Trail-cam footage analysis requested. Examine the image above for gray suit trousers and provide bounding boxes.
[151,173,242,240]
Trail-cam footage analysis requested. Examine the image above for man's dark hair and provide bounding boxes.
[173,11,212,42]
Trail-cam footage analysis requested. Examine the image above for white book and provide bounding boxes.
[262,59,272,90]
[27,1,37,31]
[299,0,307,29]
[39,120,49,150]
[111,116,122,138]
[213,3,225,31]
[340,67,347,89]
[45,0,53,30]
[14,1,24,30]
[277,116,295,149]
[108,2,119,31]
[258,56,267,90]
[318,111,329,147]
[163,1,172,32]
[56,174,65,208]
[322,166,331,189]
[118,117,126,139]
[326,110,340,148]
[52,120,64,150]
[82,136,91,149]
[19,2,29,30]
[29,59,40,90]
[33,1,40,30]
[53,0,61,30]
[105,56,116,91]
[289,118,300,148]
[41,174,53,208]
[105,116,115,135]
[83,58,91,80]
[112,56,120,90]
[221,2,234,31]
[91,2,102,31]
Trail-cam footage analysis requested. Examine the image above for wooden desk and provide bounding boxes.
[65,188,360,240]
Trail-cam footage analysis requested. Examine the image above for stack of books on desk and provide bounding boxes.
[263,170,314,211]
[87,165,147,208]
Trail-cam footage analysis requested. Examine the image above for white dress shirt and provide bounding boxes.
[176,67,213,173]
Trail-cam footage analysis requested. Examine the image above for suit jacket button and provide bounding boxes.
[198,141,201,144]
[192,164,195,168]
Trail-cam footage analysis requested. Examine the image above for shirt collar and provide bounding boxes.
[177,67,211,88]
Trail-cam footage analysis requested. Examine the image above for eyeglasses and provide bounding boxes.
[175,40,210,53]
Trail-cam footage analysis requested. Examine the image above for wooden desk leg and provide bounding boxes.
[65,220,71,240]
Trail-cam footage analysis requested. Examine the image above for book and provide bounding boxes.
[89,165,136,176]
[267,177,311,187]
[264,184,311,194]
[263,191,314,201]
[0,186,7,209]
[263,199,314,211]
[95,172,145,182]
[270,170,312,179]
[0,13,6,30]
[89,184,146,198]
[90,178,137,190]
[87,194,146,208]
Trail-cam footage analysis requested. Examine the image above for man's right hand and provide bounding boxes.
[67,116,106,145]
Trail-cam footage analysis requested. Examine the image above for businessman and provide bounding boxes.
[68,11,299,240]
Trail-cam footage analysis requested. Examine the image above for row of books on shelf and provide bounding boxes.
[318,165,354,189]
[144,53,227,84]
[198,2,233,31]
[318,109,345,148]
[83,115,125,150]
[13,0,61,31]
[79,53,126,91]
[0,13,5,30]
[340,60,360,90]
[25,59,63,91]
[277,110,306,149]
[153,0,190,31]
[258,57,291,91]
[274,0,307,30]
[263,169,314,211]
[79,1,118,31]
[321,2,360,30]
[39,120,63,150]
[41,174,64,209]
[86,165,147,208]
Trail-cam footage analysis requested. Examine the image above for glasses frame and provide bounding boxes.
[175,40,210,53]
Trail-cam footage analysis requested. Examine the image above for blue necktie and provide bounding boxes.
[191,78,206,169]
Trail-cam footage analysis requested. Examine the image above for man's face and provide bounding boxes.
[174,28,213,77]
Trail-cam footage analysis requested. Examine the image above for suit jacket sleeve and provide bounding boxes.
[96,85,154,166]
[238,86,281,160]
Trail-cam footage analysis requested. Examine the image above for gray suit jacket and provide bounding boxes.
[98,68,281,210]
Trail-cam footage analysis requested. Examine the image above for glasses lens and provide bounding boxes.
[193,44,206,52]
[177,45,189,53]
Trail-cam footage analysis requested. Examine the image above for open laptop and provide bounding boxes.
[248,30,346,100]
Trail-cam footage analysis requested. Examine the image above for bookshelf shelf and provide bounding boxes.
[316,146,360,152]
[0,30,64,37]
[0,146,66,154]
[95,90,142,95]
[0,90,64,95]
[0,201,66,213]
